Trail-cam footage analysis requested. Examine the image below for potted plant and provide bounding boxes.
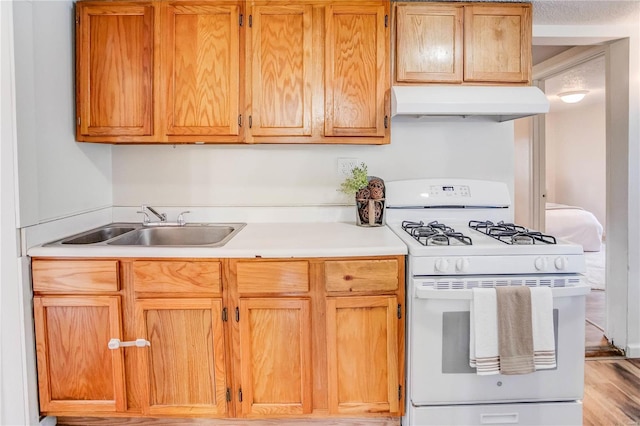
[339,163,385,226]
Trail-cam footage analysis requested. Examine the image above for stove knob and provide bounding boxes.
[554,256,569,271]
[534,257,548,271]
[456,258,470,272]
[435,258,450,273]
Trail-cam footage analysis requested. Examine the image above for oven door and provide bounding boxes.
[409,279,589,406]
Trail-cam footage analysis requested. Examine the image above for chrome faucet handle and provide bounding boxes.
[177,211,191,226]
[137,210,150,225]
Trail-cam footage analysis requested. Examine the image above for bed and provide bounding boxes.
[545,203,604,252]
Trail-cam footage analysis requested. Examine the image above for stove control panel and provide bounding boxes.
[428,185,471,198]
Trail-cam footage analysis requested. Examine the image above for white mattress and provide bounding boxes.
[545,203,603,252]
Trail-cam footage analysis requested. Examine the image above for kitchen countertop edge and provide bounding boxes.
[27,222,408,259]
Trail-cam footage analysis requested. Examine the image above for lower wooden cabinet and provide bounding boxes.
[237,298,312,416]
[32,256,404,421]
[326,296,400,415]
[33,295,126,413]
[136,298,228,417]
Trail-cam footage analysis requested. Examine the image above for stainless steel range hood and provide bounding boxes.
[391,85,549,122]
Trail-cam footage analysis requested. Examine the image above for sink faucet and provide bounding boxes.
[138,205,166,225]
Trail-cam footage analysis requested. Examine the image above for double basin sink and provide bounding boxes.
[46,223,246,247]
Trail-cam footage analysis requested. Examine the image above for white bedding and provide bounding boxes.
[545,203,603,252]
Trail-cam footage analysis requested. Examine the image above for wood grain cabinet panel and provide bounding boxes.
[326,296,399,415]
[32,259,119,293]
[248,4,313,137]
[136,298,228,416]
[133,260,221,295]
[325,3,389,140]
[162,2,242,141]
[395,3,463,83]
[76,3,154,140]
[325,259,398,293]
[464,4,532,83]
[34,296,125,413]
[238,298,312,416]
[236,261,309,293]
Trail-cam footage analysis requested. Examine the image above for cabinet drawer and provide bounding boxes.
[133,261,221,294]
[237,261,309,293]
[32,260,120,293]
[325,259,398,292]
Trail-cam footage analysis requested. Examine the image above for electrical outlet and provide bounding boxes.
[337,158,360,177]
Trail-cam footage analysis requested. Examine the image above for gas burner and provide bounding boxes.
[402,221,472,246]
[469,220,557,245]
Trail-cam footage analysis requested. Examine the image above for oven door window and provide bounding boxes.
[441,311,558,374]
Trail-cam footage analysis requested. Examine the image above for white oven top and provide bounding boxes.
[384,178,586,275]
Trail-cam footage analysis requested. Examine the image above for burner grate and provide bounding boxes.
[402,220,472,246]
[469,220,556,245]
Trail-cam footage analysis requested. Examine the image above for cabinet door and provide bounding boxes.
[464,4,532,83]
[326,296,399,415]
[76,3,154,139]
[162,3,241,140]
[248,4,313,137]
[33,296,125,413]
[325,4,389,139]
[238,298,312,416]
[136,298,228,416]
[395,3,463,83]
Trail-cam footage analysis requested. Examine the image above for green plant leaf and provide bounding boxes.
[339,163,369,194]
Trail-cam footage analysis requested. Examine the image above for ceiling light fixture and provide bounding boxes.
[558,90,589,104]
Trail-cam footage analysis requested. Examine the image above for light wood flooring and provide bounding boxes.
[584,358,640,425]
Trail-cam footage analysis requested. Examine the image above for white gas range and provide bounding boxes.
[385,179,590,426]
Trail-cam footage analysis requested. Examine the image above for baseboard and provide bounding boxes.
[40,416,57,426]
[625,343,640,358]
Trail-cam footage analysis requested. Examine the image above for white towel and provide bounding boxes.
[530,287,557,370]
[469,288,500,375]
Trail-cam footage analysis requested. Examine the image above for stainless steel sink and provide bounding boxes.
[45,222,246,247]
[108,224,244,247]
[59,226,137,245]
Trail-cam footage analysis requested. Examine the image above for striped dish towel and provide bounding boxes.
[469,288,500,375]
[531,287,557,370]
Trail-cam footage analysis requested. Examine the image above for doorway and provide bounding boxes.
[515,42,630,355]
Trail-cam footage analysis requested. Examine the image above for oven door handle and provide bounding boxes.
[415,285,590,300]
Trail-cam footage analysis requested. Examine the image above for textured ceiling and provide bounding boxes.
[532,0,640,25]
[544,55,605,112]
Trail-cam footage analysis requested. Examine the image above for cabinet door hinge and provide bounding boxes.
[238,114,242,127]
[76,15,80,25]
[235,306,240,322]
[398,385,402,401]
[226,388,231,402]
[248,115,252,128]
[397,304,402,319]
[384,115,389,129]
[77,116,81,126]
[238,388,243,402]
[385,14,389,28]
[249,15,252,28]
[222,307,228,322]
[239,14,243,27]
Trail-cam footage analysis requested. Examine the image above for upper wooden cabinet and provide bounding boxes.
[325,4,390,139]
[394,2,532,85]
[76,0,390,144]
[76,1,243,143]
[246,4,313,139]
[76,3,154,140]
[161,2,242,142]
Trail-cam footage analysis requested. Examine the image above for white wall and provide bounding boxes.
[545,101,606,227]
[13,0,112,227]
[112,119,515,208]
[514,117,532,228]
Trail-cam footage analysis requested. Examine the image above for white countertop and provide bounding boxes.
[27,222,408,259]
